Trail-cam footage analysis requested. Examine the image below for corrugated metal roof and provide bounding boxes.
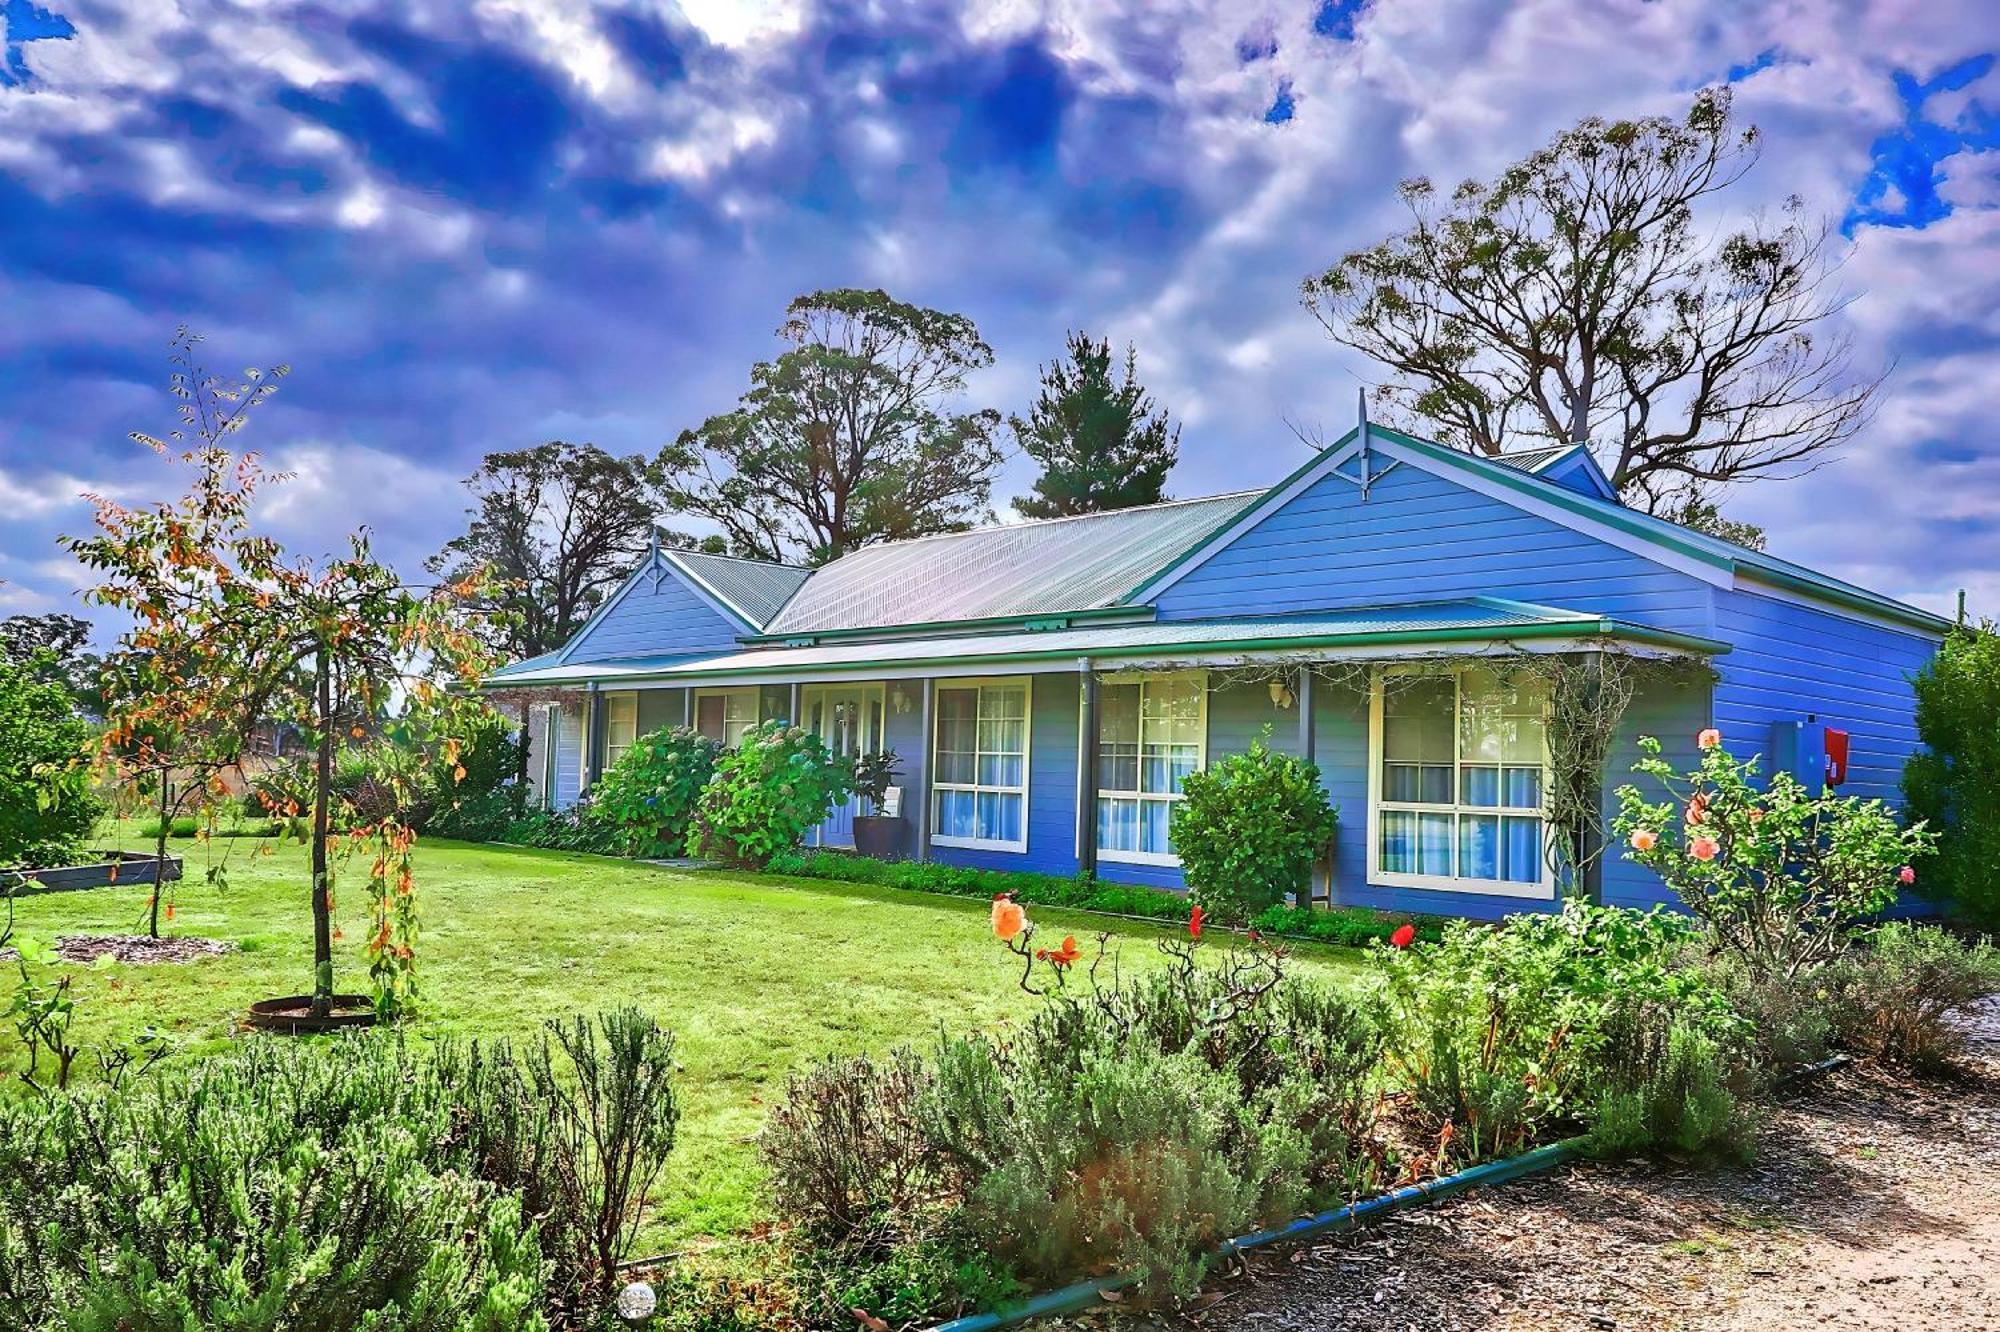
[488,598,1727,688]
[760,491,1262,637]
[664,547,809,629]
[1492,444,1576,473]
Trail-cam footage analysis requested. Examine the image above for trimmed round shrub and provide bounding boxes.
[588,725,723,856]
[1170,734,1335,923]
[688,721,852,866]
[0,653,101,869]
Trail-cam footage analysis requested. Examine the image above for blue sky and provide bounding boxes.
[1,0,1996,631]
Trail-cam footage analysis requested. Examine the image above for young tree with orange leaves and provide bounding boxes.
[65,330,499,1018]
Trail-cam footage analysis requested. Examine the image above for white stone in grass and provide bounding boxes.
[616,1281,657,1324]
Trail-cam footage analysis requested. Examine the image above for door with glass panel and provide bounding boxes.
[1372,668,1551,896]
[803,683,884,848]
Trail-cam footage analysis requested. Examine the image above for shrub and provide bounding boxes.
[763,1049,945,1251]
[0,652,102,869]
[688,722,852,867]
[1615,732,1936,979]
[1587,1020,1751,1159]
[587,725,723,856]
[428,785,519,842]
[495,802,627,856]
[0,1034,549,1331]
[918,964,1383,1299]
[0,1013,682,1331]
[445,1008,683,1324]
[1821,922,2000,1072]
[1697,951,1835,1071]
[1373,901,1747,1165]
[1171,734,1335,923]
[1904,624,2000,927]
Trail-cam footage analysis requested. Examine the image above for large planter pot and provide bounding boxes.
[245,995,379,1035]
[851,814,904,860]
[2,851,182,896]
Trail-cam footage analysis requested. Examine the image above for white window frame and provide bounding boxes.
[1366,666,1556,900]
[930,676,1032,853]
[1095,670,1208,867]
[693,687,761,748]
[577,696,595,793]
[604,692,639,770]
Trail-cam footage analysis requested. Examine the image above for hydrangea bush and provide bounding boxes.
[688,721,853,866]
[1613,730,1935,978]
[587,725,722,857]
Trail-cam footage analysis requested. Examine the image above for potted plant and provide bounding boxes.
[850,749,904,860]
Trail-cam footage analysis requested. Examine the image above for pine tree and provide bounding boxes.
[1011,333,1179,519]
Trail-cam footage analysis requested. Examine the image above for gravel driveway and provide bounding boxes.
[1082,999,2000,1332]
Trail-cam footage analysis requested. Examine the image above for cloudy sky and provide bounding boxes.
[1,0,1995,636]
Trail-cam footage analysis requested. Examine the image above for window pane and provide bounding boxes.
[1417,813,1454,875]
[987,685,1027,721]
[1501,766,1542,809]
[977,791,1022,844]
[1098,682,1141,793]
[978,752,1023,788]
[1461,668,1546,765]
[1502,816,1543,884]
[1140,799,1173,855]
[936,790,974,839]
[1461,765,1500,808]
[1097,796,1140,852]
[1459,814,1499,880]
[1383,676,1454,759]
[1380,810,1415,874]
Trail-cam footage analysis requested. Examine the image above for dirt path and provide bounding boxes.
[1099,1001,2000,1332]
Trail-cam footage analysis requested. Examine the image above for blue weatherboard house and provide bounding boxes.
[489,423,1952,920]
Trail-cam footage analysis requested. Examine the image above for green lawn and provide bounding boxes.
[1,829,1367,1246]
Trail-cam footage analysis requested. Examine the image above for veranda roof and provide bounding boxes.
[485,597,1728,690]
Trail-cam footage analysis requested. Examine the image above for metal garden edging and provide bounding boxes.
[928,1138,1584,1332]
[926,1052,1857,1332]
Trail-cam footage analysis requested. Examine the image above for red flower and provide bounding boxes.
[1898,865,1917,885]
[1036,935,1082,967]
[1188,905,1205,941]
[1390,923,1417,949]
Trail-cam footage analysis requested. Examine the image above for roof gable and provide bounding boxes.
[660,546,809,630]
[1134,424,1949,635]
[542,547,750,669]
[1495,443,1619,500]
[758,492,1259,638]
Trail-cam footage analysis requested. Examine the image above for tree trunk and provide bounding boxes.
[150,771,169,940]
[311,646,334,1017]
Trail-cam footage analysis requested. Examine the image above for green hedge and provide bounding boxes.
[760,850,1442,949]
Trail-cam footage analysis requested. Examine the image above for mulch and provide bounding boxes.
[50,934,237,964]
[1062,1000,2000,1332]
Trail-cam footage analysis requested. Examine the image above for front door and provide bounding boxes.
[803,683,885,848]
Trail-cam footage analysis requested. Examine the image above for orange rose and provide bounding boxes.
[1629,829,1658,852]
[1690,836,1720,862]
[1697,728,1722,749]
[991,896,1026,942]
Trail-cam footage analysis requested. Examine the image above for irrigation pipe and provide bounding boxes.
[927,1053,1858,1332]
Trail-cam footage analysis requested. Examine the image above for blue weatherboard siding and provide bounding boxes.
[565,556,747,663]
[1711,587,1941,806]
[1149,459,1715,635]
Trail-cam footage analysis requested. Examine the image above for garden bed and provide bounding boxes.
[1161,1033,2000,1332]
[2,850,181,895]
[53,934,235,965]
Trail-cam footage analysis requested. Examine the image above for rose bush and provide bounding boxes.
[1614,732,1935,978]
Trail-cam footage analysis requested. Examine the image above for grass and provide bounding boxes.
[1,825,1367,1247]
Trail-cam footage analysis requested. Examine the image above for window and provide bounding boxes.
[693,688,760,748]
[540,703,560,809]
[1096,671,1206,864]
[604,692,639,769]
[932,679,1030,851]
[1370,667,1551,897]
